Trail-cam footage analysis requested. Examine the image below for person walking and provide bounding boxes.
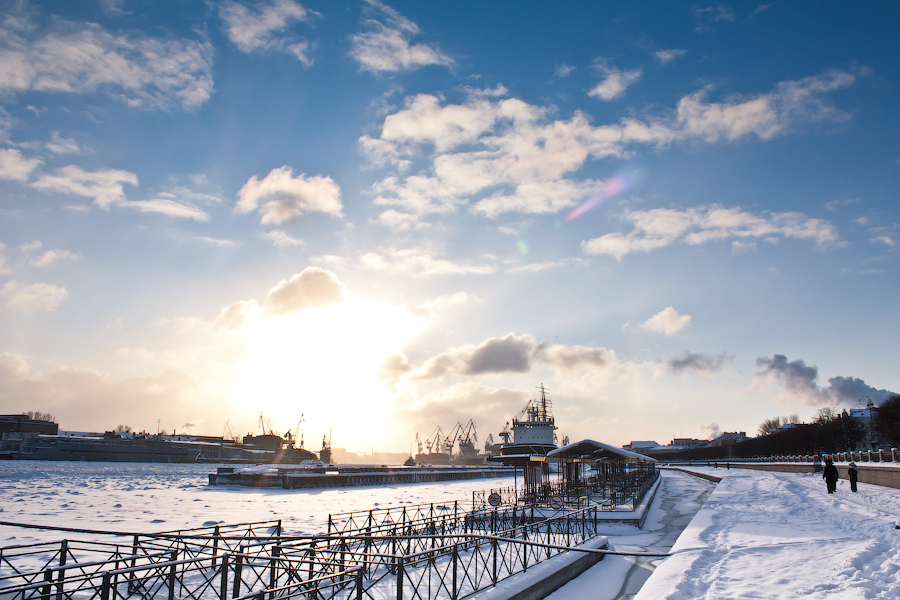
[823,458,839,494]
[848,461,859,492]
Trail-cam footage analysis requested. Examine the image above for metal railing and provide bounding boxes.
[2,473,660,600]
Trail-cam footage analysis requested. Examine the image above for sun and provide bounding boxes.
[231,301,423,451]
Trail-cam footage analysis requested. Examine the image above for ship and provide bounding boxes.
[13,432,202,463]
[498,383,558,457]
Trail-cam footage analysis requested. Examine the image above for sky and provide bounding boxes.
[0,0,897,452]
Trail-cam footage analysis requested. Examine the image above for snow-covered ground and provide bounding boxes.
[5,462,897,599]
[632,467,900,599]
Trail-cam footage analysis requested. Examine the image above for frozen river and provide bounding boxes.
[0,462,515,546]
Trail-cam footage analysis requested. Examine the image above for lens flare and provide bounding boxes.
[517,239,529,254]
[566,170,640,221]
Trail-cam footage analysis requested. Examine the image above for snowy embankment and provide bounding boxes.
[633,468,900,599]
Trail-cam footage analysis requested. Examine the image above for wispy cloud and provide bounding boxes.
[0,13,214,110]
[46,132,81,155]
[219,0,317,65]
[264,230,305,248]
[654,49,687,64]
[0,149,42,181]
[588,59,642,100]
[0,280,67,312]
[582,204,840,259]
[359,247,496,277]
[32,165,138,208]
[668,351,728,375]
[349,0,453,73]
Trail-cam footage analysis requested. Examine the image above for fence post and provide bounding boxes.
[452,543,458,600]
[212,525,220,567]
[356,566,364,600]
[492,538,498,586]
[100,572,111,600]
[219,554,230,600]
[40,568,52,600]
[232,548,244,598]
[396,555,404,600]
[56,540,68,600]
[168,550,177,600]
[268,545,281,600]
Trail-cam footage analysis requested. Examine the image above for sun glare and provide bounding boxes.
[231,302,423,452]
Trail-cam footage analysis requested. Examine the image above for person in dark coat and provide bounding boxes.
[848,461,859,492]
[823,458,839,494]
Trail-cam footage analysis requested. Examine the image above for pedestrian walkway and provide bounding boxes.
[544,469,717,600]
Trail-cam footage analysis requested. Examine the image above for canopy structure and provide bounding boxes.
[545,439,658,464]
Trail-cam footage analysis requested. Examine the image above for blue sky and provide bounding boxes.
[0,0,897,451]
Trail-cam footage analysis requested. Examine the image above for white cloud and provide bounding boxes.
[220,0,317,65]
[676,70,856,143]
[654,49,687,64]
[262,267,350,317]
[582,204,840,259]
[125,198,209,221]
[46,131,80,154]
[362,70,857,228]
[29,249,81,268]
[0,243,9,274]
[639,307,691,336]
[235,166,343,226]
[555,63,576,77]
[264,230,305,248]
[359,247,496,276]
[0,148,42,181]
[31,165,137,208]
[588,59,642,100]
[349,0,453,73]
[0,280,67,312]
[0,16,214,110]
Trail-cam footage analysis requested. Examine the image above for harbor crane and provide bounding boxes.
[222,420,239,443]
[258,413,276,436]
[286,414,305,448]
[415,432,423,455]
[425,426,445,454]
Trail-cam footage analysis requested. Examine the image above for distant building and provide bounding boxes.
[709,432,748,447]
[624,441,661,455]
[0,415,59,451]
[845,400,878,450]
[0,415,59,438]
[670,438,705,448]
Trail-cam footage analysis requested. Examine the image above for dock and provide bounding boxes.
[208,464,516,488]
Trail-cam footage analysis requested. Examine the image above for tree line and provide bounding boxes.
[650,395,900,461]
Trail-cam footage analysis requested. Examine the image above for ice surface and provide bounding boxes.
[0,462,514,545]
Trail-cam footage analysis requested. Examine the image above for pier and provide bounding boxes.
[208,465,516,488]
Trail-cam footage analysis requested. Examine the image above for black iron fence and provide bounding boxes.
[1,467,668,600]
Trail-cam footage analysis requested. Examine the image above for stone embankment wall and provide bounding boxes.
[667,457,900,490]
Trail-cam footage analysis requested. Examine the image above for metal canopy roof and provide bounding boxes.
[545,439,657,463]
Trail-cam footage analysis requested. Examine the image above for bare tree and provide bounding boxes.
[24,411,56,422]
[758,416,782,436]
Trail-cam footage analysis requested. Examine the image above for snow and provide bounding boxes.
[4,461,899,599]
[632,467,900,599]
[0,461,514,545]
